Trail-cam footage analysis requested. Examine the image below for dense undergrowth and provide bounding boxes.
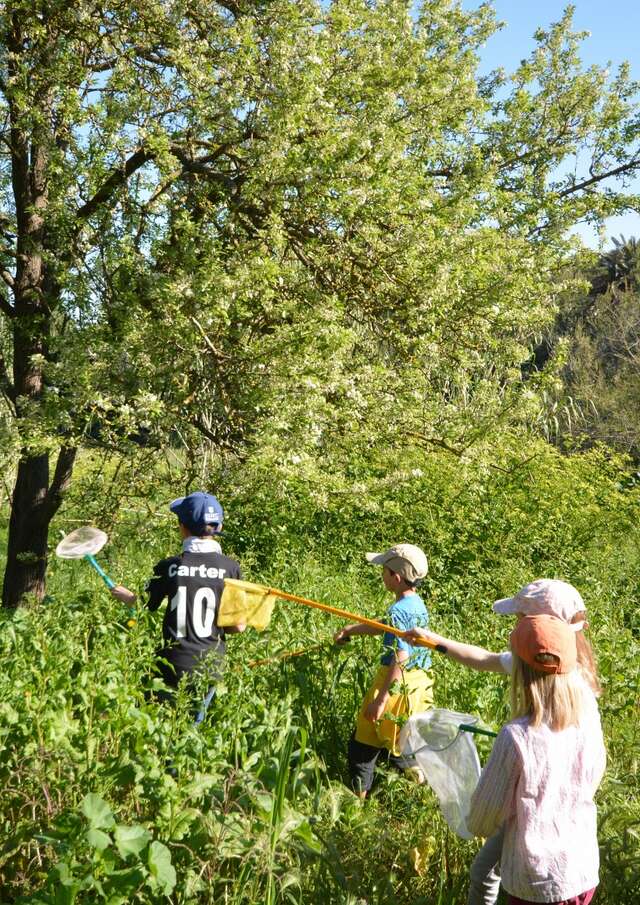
[1,439,639,903]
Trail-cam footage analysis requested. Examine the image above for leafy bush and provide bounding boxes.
[1,438,638,902]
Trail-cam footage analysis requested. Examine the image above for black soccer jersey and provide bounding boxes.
[145,550,242,673]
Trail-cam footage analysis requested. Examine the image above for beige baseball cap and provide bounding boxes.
[366,543,428,583]
[493,579,585,624]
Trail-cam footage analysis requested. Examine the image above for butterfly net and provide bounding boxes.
[400,708,482,839]
[55,526,108,559]
[218,579,277,631]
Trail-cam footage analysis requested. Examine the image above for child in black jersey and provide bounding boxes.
[111,492,245,705]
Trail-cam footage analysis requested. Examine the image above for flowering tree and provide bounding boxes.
[1,0,639,605]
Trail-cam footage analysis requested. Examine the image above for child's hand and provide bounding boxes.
[404,627,433,645]
[365,696,386,723]
[225,623,247,634]
[334,628,351,645]
[110,585,136,605]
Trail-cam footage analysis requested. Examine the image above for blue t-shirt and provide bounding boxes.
[380,592,431,670]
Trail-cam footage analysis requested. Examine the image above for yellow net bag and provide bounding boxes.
[218,578,277,631]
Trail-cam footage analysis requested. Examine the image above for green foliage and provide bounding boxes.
[2,0,640,604]
[1,437,639,902]
[20,794,175,904]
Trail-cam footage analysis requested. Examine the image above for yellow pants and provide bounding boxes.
[354,664,434,756]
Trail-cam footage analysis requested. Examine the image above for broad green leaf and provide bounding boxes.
[293,820,323,854]
[86,828,111,851]
[51,862,82,904]
[81,793,115,830]
[103,866,147,899]
[114,824,151,858]
[167,808,200,842]
[0,703,19,725]
[54,887,80,905]
[54,861,76,886]
[183,773,219,798]
[147,841,176,895]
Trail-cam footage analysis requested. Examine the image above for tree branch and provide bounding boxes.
[557,158,640,198]
[189,415,239,448]
[75,148,155,221]
[215,0,241,18]
[425,168,455,178]
[190,315,231,361]
[75,141,244,225]
[86,58,118,73]
[404,430,464,457]
[45,446,77,517]
[169,146,240,192]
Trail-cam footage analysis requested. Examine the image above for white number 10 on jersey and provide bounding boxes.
[169,586,217,639]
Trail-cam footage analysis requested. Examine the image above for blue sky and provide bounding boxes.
[461,1,640,248]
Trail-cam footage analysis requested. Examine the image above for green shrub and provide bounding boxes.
[1,438,638,902]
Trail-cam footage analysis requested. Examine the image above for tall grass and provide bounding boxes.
[1,439,639,902]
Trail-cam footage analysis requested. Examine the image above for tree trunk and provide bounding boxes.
[2,445,77,608]
[0,12,71,607]
[2,455,50,606]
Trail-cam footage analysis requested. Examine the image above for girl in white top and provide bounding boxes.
[466,615,606,905]
[406,579,601,905]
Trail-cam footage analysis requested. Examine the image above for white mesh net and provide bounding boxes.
[400,709,482,839]
[55,526,108,559]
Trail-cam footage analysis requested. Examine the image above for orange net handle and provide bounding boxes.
[266,587,447,653]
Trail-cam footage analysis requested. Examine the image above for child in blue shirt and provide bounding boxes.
[334,543,433,797]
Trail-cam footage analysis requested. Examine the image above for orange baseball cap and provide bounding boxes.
[510,615,577,674]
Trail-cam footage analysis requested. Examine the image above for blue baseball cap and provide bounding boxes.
[169,492,224,534]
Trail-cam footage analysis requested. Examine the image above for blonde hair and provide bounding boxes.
[511,653,586,731]
[575,627,601,697]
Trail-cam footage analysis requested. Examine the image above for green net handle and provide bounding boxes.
[458,723,498,738]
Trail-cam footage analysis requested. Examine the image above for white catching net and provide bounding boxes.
[55,526,108,559]
[400,708,482,839]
